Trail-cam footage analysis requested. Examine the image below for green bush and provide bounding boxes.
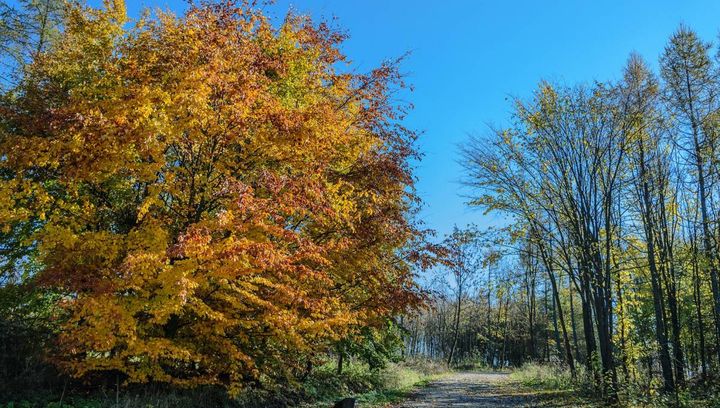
[301,357,447,407]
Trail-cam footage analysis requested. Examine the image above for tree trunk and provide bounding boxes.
[337,344,344,375]
[447,288,462,366]
[533,226,576,376]
[692,237,708,377]
[638,140,675,393]
[687,73,720,365]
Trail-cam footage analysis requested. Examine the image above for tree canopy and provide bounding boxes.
[0,0,427,395]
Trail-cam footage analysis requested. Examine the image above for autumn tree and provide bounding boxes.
[462,82,630,399]
[618,54,676,392]
[660,25,720,366]
[0,0,426,395]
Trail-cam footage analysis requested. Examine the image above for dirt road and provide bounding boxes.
[394,372,537,408]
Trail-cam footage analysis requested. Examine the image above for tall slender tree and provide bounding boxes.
[660,26,720,365]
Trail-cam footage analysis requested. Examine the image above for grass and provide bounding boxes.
[16,361,719,407]
[505,363,598,407]
[506,363,720,408]
[302,358,448,407]
[509,362,576,391]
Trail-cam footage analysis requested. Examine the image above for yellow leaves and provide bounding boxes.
[137,266,197,325]
[326,180,359,225]
[136,191,162,221]
[40,223,79,248]
[1,0,423,393]
[63,293,137,353]
[40,227,124,277]
[105,0,127,24]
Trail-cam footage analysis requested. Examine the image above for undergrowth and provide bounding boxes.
[509,362,577,391]
[509,363,720,408]
[302,357,447,407]
[0,358,448,408]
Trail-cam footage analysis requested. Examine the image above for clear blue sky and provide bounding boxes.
[121,1,720,238]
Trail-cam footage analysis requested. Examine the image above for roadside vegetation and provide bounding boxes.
[4,1,720,408]
[507,363,720,407]
[302,358,447,408]
[0,358,447,408]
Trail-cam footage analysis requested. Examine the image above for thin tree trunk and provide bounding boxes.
[691,235,708,377]
[337,344,344,375]
[638,139,675,393]
[447,288,462,366]
[686,71,720,365]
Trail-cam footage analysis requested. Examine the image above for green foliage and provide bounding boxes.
[0,357,446,408]
[507,363,720,407]
[302,358,446,407]
[338,321,405,371]
[304,360,383,402]
[510,363,576,391]
[1,387,235,408]
[0,284,65,399]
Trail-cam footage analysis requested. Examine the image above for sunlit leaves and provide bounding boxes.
[0,0,425,393]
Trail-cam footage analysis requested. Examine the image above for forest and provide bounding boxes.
[406,25,720,406]
[2,0,720,407]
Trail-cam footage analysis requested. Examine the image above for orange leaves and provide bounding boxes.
[0,0,427,394]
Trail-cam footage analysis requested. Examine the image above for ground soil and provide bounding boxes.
[393,372,539,407]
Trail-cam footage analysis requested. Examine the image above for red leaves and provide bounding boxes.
[0,0,430,393]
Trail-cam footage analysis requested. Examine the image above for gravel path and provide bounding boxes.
[395,372,537,408]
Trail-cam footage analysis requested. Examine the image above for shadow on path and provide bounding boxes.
[395,372,538,408]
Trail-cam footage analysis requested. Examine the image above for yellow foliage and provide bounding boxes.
[0,0,425,393]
